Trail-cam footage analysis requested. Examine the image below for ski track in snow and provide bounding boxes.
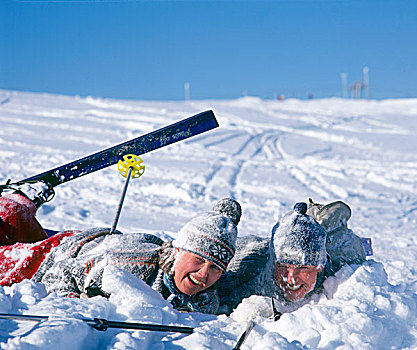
[1,90,417,349]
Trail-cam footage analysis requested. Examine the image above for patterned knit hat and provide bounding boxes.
[272,202,327,267]
[173,198,241,271]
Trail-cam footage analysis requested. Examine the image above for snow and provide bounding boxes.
[1,90,417,349]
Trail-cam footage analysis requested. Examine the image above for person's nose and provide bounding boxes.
[286,266,296,285]
[197,263,209,279]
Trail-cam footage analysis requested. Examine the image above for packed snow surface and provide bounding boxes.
[0,90,417,349]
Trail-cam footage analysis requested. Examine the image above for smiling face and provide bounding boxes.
[172,249,223,295]
[273,262,323,302]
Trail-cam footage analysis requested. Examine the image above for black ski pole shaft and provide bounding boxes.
[84,318,193,334]
[0,313,194,334]
[233,320,255,350]
[0,313,48,322]
[110,166,133,234]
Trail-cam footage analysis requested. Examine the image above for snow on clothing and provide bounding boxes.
[0,231,76,286]
[0,228,220,314]
[217,201,366,315]
[0,196,240,314]
[30,199,240,313]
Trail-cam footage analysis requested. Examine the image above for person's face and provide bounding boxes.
[273,262,323,302]
[173,249,223,295]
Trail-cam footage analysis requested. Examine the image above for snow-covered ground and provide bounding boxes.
[0,90,417,349]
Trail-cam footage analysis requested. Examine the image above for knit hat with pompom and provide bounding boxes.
[173,198,241,271]
[272,202,327,268]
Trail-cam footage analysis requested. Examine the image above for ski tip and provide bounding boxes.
[202,109,219,127]
[211,110,220,127]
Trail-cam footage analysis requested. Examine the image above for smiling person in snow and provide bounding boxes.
[217,201,367,317]
[0,182,240,314]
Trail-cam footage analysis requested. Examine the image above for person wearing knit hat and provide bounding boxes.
[0,196,241,315]
[173,199,239,272]
[168,198,240,298]
[218,201,368,318]
[217,202,329,315]
[271,202,327,302]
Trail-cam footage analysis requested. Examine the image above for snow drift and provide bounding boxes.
[0,90,417,349]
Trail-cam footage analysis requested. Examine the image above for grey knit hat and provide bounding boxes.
[173,198,241,271]
[272,202,327,267]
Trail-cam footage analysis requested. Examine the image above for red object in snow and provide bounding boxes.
[0,194,48,245]
[0,193,77,286]
[0,231,77,286]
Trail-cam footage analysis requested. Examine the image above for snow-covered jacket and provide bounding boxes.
[31,228,220,314]
[216,235,274,314]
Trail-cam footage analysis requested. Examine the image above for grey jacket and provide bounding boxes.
[217,235,275,314]
[33,228,220,314]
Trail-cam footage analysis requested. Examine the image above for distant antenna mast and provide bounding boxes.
[184,83,190,101]
[363,67,370,99]
[340,73,348,98]
[350,80,362,98]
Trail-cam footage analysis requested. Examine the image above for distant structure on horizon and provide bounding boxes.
[184,82,190,101]
[341,67,370,99]
[340,73,348,98]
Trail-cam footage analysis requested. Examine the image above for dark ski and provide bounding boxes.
[12,110,218,188]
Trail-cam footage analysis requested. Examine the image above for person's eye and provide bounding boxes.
[195,256,205,263]
[211,265,221,272]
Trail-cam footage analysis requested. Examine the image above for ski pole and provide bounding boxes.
[0,313,193,334]
[233,320,255,350]
[110,154,145,234]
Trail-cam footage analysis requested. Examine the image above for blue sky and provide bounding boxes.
[1,0,416,100]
